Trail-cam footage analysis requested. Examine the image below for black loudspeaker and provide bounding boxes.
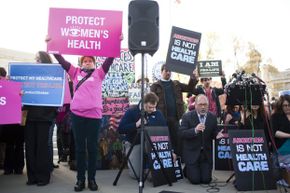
[128,0,159,56]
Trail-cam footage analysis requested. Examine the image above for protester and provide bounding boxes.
[179,94,223,184]
[150,64,198,157]
[243,104,273,149]
[118,92,167,179]
[23,51,58,186]
[0,67,25,175]
[0,67,7,170]
[47,34,122,191]
[223,105,242,127]
[192,72,227,120]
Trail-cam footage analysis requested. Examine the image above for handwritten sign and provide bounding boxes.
[102,97,129,115]
[128,83,150,105]
[47,8,122,57]
[97,49,135,98]
[228,130,276,191]
[166,26,201,75]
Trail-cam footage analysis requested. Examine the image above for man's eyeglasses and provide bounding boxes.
[197,103,208,107]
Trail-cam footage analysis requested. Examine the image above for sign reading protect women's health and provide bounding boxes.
[0,80,22,124]
[47,8,122,57]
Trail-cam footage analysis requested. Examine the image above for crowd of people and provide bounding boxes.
[1,51,290,191]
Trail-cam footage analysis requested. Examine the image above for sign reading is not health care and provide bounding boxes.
[228,130,276,191]
[47,8,122,57]
[166,26,201,76]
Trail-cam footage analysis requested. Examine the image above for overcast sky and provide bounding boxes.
[1,0,289,74]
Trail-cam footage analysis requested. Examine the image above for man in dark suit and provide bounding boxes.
[179,94,223,184]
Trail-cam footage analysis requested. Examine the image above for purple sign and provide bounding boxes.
[47,8,122,57]
[0,80,22,124]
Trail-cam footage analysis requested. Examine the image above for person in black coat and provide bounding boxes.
[23,51,57,186]
[179,94,223,184]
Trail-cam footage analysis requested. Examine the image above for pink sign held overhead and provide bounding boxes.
[47,8,122,57]
[0,80,22,125]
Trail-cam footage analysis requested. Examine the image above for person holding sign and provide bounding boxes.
[192,71,226,120]
[118,92,167,179]
[23,51,58,186]
[179,94,223,184]
[150,64,198,157]
[0,67,25,175]
[46,35,122,191]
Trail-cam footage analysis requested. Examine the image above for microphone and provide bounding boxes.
[251,73,265,84]
[199,114,206,151]
[237,70,245,81]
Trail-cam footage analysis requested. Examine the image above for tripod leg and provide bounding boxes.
[113,140,139,185]
[113,142,133,185]
[145,131,172,186]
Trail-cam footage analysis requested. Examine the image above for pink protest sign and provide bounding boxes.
[0,80,22,125]
[47,8,122,57]
[63,75,72,104]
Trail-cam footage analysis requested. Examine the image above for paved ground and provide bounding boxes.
[0,162,288,193]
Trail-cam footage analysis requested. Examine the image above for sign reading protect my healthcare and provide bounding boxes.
[47,8,122,57]
[9,63,65,107]
[166,26,201,75]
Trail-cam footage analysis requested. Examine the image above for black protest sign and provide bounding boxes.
[173,157,183,180]
[145,126,177,187]
[166,26,201,76]
[214,124,237,171]
[228,130,276,191]
[198,60,222,77]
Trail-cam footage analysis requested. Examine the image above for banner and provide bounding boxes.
[228,130,276,191]
[9,63,65,107]
[0,80,22,124]
[47,8,122,57]
[198,60,222,77]
[166,26,201,75]
[97,49,135,98]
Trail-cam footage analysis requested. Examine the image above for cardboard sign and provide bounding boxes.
[0,80,22,125]
[198,60,222,77]
[9,63,65,107]
[228,130,276,191]
[214,124,237,171]
[97,49,135,98]
[102,97,129,116]
[128,83,150,105]
[165,26,201,75]
[47,8,122,57]
[145,126,177,187]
